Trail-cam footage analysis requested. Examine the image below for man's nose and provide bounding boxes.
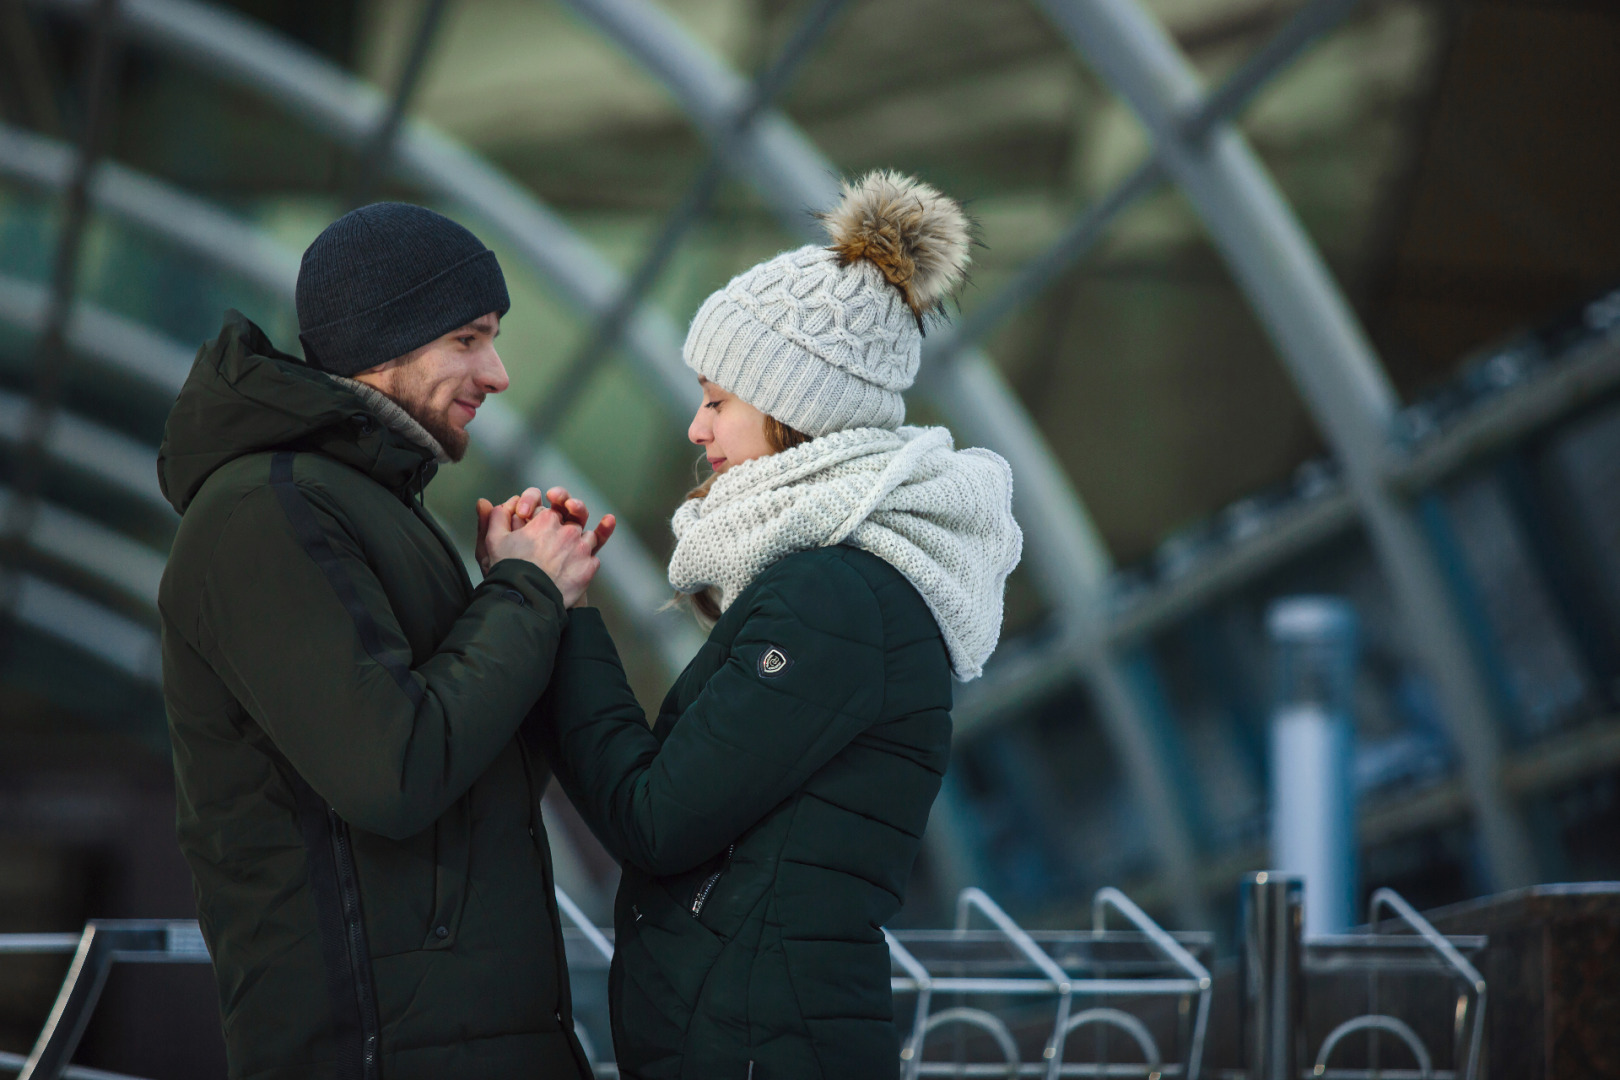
[480,348,510,394]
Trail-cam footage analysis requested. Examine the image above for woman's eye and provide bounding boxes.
[704,400,721,410]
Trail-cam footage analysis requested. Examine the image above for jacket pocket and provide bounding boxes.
[420,797,471,950]
[689,844,735,919]
[613,875,726,1073]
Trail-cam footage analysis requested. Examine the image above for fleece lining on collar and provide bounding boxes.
[331,376,451,464]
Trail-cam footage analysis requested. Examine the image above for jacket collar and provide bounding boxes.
[159,310,441,514]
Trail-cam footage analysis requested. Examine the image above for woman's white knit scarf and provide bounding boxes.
[669,426,1023,681]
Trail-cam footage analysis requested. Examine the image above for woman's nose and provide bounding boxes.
[688,407,710,445]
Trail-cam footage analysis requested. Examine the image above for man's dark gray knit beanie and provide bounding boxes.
[296,202,510,376]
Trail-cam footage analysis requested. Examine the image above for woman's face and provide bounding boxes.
[689,378,774,475]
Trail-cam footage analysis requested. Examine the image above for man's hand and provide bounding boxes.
[482,497,601,608]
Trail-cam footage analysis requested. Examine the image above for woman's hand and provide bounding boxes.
[476,486,616,594]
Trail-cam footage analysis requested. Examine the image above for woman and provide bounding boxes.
[533,171,1022,1079]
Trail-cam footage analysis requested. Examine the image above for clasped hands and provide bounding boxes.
[476,486,615,608]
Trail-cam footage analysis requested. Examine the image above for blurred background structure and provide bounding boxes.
[0,0,1617,1075]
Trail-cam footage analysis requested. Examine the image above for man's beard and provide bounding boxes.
[389,367,470,462]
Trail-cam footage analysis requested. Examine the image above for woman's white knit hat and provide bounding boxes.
[683,171,972,437]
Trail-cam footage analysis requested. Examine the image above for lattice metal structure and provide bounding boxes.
[0,0,1552,922]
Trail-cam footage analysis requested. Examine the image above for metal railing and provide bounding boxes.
[1238,873,1488,1080]
[887,887,1214,1080]
[0,880,1488,1080]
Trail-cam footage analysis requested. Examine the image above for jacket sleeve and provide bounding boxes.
[196,478,567,840]
[539,556,886,876]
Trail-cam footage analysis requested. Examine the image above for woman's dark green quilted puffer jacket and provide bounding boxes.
[536,544,953,1080]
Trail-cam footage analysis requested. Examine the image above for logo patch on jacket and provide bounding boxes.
[758,645,792,679]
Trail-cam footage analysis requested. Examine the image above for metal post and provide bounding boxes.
[1268,597,1359,937]
[1033,0,1540,891]
[1240,871,1303,1080]
[2,0,122,619]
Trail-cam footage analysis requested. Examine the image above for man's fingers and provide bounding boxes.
[590,514,617,553]
[475,498,494,562]
[485,500,515,544]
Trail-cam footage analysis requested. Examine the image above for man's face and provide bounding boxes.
[354,313,507,462]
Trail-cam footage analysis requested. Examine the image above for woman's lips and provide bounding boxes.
[707,456,726,470]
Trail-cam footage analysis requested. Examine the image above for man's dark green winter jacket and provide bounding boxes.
[157,312,590,1080]
[538,544,953,1080]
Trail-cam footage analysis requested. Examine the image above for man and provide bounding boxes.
[157,203,605,1080]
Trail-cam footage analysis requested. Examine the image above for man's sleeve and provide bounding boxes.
[540,557,885,876]
[198,475,567,840]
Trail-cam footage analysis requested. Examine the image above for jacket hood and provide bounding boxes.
[158,310,439,514]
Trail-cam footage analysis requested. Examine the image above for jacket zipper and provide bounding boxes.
[329,809,382,1079]
[690,844,735,918]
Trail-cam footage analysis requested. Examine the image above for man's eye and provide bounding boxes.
[458,336,475,346]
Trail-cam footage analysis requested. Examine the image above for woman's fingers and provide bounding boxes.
[514,487,544,522]
[590,513,617,553]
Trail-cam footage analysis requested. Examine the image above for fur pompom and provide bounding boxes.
[820,171,971,325]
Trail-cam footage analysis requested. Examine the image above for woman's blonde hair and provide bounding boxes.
[677,415,811,624]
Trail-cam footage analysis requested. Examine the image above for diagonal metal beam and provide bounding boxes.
[28,0,696,415]
[926,0,1373,373]
[347,0,450,208]
[2,32,709,674]
[0,484,165,611]
[10,573,160,684]
[532,0,849,443]
[0,122,301,298]
[920,158,1165,377]
[1182,0,1367,144]
[1032,0,1539,890]
[0,387,170,514]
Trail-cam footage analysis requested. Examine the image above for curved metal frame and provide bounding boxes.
[558,0,1211,932]
[1029,0,1535,889]
[917,1007,1022,1079]
[0,116,704,675]
[6,0,1536,900]
[1055,1008,1163,1076]
[1314,1014,1433,1078]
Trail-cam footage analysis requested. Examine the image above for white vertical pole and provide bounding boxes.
[1268,598,1358,936]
